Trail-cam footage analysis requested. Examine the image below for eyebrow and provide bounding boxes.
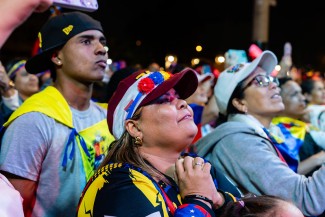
[76,34,106,42]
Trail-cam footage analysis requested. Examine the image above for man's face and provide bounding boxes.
[56,30,108,84]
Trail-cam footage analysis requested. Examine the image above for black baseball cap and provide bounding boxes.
[25,11,103,74]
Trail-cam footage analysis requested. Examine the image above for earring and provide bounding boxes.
[135,136,142,146]
[57,60,61,65]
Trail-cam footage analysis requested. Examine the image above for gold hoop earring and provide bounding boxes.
[135,136,142,146]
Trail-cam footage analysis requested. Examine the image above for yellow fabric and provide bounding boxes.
[79,119,114,180]
[4,86,115,181]
[4,86,73,127]
[272,116,307,140]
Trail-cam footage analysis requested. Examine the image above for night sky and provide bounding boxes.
[2,0,325,71]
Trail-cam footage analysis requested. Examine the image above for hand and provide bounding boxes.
[175,156,224,209]
[34,0,53,13]
[0,61,12,95]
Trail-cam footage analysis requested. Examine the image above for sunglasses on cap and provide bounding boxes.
[243,74,279,91]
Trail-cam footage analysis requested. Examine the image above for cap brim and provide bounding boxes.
[25,48,56,74]
[139,67,198,107]
[243,50,277,80]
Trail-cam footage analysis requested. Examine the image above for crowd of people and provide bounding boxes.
[0,3,325,217]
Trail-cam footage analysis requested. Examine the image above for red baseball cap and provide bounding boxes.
[107,68,198,138]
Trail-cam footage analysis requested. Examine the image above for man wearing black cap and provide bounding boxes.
[0,11,114,217]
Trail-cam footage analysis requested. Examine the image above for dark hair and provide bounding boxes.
[300,79,315,95]
[5,57,27,81]
[278,77,292,88]
[227,79,246,115]
[167,63,187,74]
[98,107,168,183]
[104,67,138,102]
[214,79,246,127]
[220,195,293,217]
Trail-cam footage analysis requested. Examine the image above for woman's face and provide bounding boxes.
[14,66,39,99]
[186,79,212,106]
[280,80,307,119]
[308,80,325,105]
[138,88,198,152]
[241,67,284,120]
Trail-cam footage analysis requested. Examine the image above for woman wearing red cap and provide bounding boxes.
[77,68,241,217]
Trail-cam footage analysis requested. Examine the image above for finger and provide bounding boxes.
[193,157,204,164]
[175,158,185,174]
[202,162,212,173]
[183,156,194,170]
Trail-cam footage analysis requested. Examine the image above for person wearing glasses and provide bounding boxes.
[195,50,325,217]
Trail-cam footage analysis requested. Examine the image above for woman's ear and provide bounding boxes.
[125,120,142,138]
[232,98,248,113]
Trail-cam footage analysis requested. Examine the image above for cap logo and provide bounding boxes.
[125,71,172,119]
[62,25,74,35]
[38,32,42,48]
[227,63,244,73]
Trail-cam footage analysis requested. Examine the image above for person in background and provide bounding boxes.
[301,78,325,131]
[76,69,241,217]
[0,1,52,216]
[0,0,52,47]
[147,61,161,72]
[0,12,114,217]
[103,66,138,102]
[167,63,219,151]
[0,58,39,125]
[271,77,325,176]
[220,194,304,217]
[185,68,217,150]
[195,50,325,217]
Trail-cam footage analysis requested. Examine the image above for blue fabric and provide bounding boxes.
[189,103,204,125]
[263,128,298,172]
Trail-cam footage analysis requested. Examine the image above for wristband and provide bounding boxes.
[183,194,214,207]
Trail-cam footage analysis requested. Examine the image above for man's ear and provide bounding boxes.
[232,98,248,113]
[125,119,142,138]
[51,52,62,66]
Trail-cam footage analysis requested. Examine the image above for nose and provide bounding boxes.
[269,80,278,89]
[95,42,107,55]
[177,99,188,109]
[299,93,306,101]
[29,73,38,80]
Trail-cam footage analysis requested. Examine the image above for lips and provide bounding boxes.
[271,92,281,99]
[178,113,193,122]
[96,60,107,68]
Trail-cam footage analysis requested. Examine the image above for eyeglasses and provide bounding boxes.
[243,75,279,91]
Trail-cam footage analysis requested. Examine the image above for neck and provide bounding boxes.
[19,92,29,101]
[250,114,273,128]
[140,149,179,175]
[54,79,93,111]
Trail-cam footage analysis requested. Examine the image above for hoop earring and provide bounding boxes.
[135,136,142,146]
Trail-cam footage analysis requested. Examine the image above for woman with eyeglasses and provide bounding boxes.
[195,50,325,217]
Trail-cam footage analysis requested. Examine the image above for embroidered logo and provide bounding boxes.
[38,32,42,48]
[227,63,244,73]
[62,25,74,35]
